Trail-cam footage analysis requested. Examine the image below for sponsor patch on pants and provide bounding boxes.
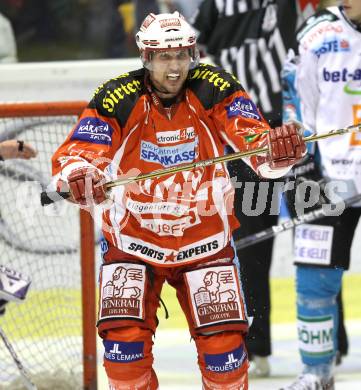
[99,263,146,322]
[184,265,246,328]
[298,315,334,356]
[103,340,144,363]
[204,344,247,372]
[294,224,333,265]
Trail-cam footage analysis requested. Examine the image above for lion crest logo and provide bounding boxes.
[194,270,236,306]
[103,266,143,300]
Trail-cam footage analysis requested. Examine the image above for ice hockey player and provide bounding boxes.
[52,11,306,390]
[281,1,361,389]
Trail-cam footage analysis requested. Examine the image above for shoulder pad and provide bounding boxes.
[296,9,340,43]
[187,64,244,110]
[90,68,146,127]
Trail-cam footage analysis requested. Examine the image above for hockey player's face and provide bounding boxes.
[343,0,361,23]
[149,49,191,98]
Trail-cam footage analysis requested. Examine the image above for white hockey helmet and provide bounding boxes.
[136,11,200,70]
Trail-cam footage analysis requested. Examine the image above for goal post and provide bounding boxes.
[80,209,97,390]
[0,101,98,390]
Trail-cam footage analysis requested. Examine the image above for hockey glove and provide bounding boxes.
[67,167,107,205]
[268,123,306,169]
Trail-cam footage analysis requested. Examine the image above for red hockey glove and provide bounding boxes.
[67,167,107,205]
[268,123,306,169]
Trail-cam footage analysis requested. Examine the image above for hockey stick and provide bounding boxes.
[234,192,361,250]
[40,123,361,206]
[0,326,37,390]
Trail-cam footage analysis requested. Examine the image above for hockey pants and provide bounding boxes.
[98,258,249,390]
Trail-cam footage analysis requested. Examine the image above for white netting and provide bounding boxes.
[0,112,84,389]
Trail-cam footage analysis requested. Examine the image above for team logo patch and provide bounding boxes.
[99,263,146,322]
[104,340,144,363]
[204,344,247,372]
[226,97,261,120]
[71,117,114,145]
[185,265,246,327]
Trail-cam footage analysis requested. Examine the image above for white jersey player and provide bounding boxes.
[282,1,361,389]
[297,1,361,196]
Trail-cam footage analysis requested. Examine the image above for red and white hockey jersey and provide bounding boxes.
[52,64,281,267]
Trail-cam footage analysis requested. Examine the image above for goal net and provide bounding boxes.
[0,102,97,390]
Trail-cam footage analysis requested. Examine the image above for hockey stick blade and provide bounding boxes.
[234,193,361,250]
[40,123,361,206]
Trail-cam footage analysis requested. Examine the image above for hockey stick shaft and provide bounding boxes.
[40,123,361,205]
[0,326,37,390]
[234,193,361,250]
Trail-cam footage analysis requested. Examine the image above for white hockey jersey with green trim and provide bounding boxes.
[296,6,361,198]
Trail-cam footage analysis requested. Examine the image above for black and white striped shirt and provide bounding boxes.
[192,0,312,126]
